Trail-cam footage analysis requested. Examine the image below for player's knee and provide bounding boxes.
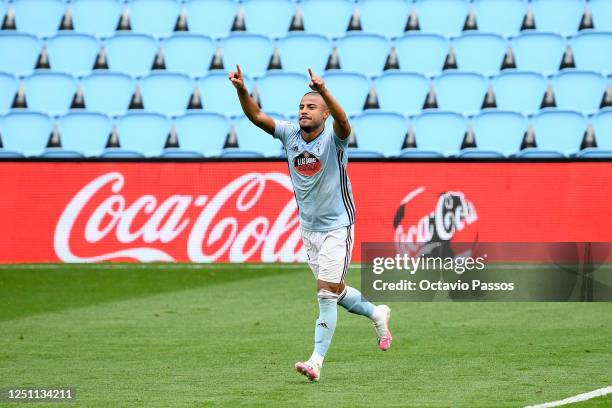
[317,288,338,301]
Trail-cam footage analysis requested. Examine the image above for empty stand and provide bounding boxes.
[410,111,467,156]
[589,0,612,31]
[530,0,585,36]
[220,33,273,78]
[185,0,238,39]
[512,32,566,76]
[233,114,284,156]
[553,69,606,114]
[322,72,370,116]
[257,72,310,117]
[115,112,171,156]
[58,111,111,156]
[0,73,18,113]
[472,0,526,37]
[433,71,488,116]
[47,33,99,77]
[394,33,449,76]
[531,109,587,156]
[139,72,194,116]
[492,70,548,115]
[374,72,429,116]
[358,0,411,38]
[71,0,123,38]
[276,33,331,75]
[174,112,230,156]
[336,33,390,77]
[452,33,507,76]
[414,0,470,38]
[81,72,135,116]
[196,72,254,116]
[12,0,65,37]
[163,34,217,77]
[0,33,41,76]
[352,111,407,156]
[128,0,180,38]
[242,0,295,38]
[23,72,76,116]
[105,33,158,77]
[471,110,527,156]
[1,111,53,156]
[299,0,354,38]
[571,31,612,74]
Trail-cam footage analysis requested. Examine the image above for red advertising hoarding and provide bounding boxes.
[0,162,611,263]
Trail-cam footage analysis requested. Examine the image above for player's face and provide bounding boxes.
[298,94,329,132]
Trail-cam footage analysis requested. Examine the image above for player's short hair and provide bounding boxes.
[301,91,328,110]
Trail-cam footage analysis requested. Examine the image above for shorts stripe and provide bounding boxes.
[341,225,353,282]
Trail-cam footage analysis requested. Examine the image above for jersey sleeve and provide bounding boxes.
[273,120,296,145]
[332,125,350,149]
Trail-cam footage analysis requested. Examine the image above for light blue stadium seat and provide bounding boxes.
[352,111,407,156]
[163,34,216,78]
[47,33,99,77]
[0,33,41,76]
[415,0,470,38]
[0,150,25,158]
[358,0,411,38]
[23,72,76,116]
[242,0,295,38]
[185,0,238,38]
[346,148,385,158]
[433,72,488,116]
[12,0,65,37]
[139,72,193,116]
[115,112,171,156]
[160,149,205,158]
[105,33,158,77]
[1,111,52,156]
[452,33,507,76]
[592,108,612,150]
[196,72,254,117]
[0,73,18,114]
[336,33,390,77]
[276,33,331,75]
[511,32,566,76]
[473,0,527,37]
[100,148,145,158]
[71,0,123,38]
[455,149,505,158]
[553,69,606,114]
[394,33,449,76]
[219,149,264,158]
[0,3,6,23]
[471,110,527,156]
[234,114,284,156]
[299,0,353,38]
[411,111,466,156]
[58,111,111,156]
[514,149,566,158]
[221,33,273,78]
[571,31,612,74]
[398,149,445,158]
[531,109,587,156]
[590,0,612,31]
[174,112,230,156]
[322,72,370,116]
[128,0,180,38]
[530,0,585,36]
[81,72,135,116]
[40,148,85,158]
[574,148,612,158]
[257,72,310,117]
[374,72,429,116]
[492,70,547,115]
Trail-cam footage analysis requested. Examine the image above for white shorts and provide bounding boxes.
[301,225,354,284]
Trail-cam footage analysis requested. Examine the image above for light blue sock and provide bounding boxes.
[313,293,338,358]
[338,286,375,318]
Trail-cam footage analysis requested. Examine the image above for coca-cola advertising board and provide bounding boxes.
[0,161,610,263]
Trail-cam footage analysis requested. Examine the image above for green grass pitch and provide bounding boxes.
[1,263,611,407]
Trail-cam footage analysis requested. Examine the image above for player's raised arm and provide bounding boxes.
[228,65,276,135]
[307,68,351,140]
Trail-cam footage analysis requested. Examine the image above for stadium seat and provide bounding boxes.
[374,72,429,116]
[455,149,506,158]
[299,0,354,38]
[71,0,123,38]
[492,70,547,115]
[530,0,586,36]
[105,33,158,77]
[219,149,264,158]
[472,0,527,37]
[336,33,390,77]
[0,33,41,76]
[128,0,180,38]
[81,72,135,116]
[185,0,238,39]
[100,148,145,158]
[590,0,612,31]
[414,0,471,38]
[174,112,230,156]
[471,110,527,156]
[531,109,587,156]
[58,111,111,156]
[220,33,273,78]
[242,0,295,38]
[433,72,488,116]
[139,72,194,116]
[511,32,566,76]
[571,31,612,74]
[553,70,606,114]
[352,111,407,156]
[276,33,331,75]
[357,0,411,38]
[346,148,385,158]
[40,148,85,158]
[592,108,612,150]
[46,33,99,77]
[1,111,52,156]
[452,33,507,76]
[411,111,467,156]
[0,150,25,158]
[0,73,18,114]
[322,72,370,116]
[115,112,171,156]
[257,72,310,117]
[160,149,205,158]
[234,114,284,156]
[12,0,65,37]
[394,33,449,76]
[23,72,77,116]
[574,148,612,158]
[196,72,253,117]
[162,34,216,78]
[514,149,566,158]
[398,149,445,158]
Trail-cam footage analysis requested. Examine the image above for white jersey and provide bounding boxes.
[274,120,355,231]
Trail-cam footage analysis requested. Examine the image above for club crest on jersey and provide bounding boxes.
[293,151,321,176]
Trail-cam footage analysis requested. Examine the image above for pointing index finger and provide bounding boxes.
[307,68,314,79]
[236,64,242,75]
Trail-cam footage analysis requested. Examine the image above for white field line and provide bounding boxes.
[0,263,361,270]
[525,386,612,408]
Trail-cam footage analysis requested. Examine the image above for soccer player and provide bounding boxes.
[229,65,392,382]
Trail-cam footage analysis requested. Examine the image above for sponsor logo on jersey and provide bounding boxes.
[293,151,321,176]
